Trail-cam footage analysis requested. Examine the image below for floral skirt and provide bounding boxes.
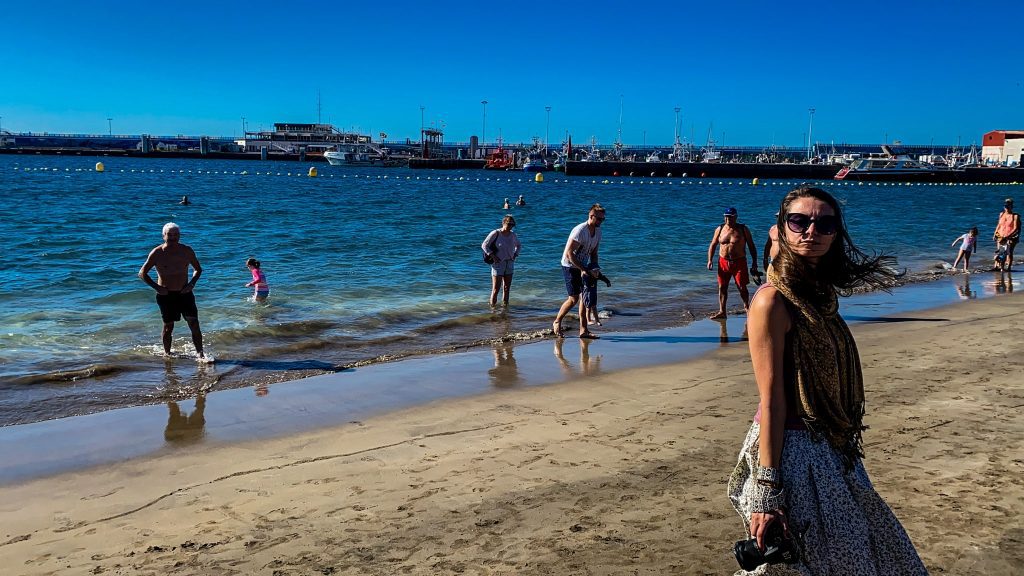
[727,423,928,575]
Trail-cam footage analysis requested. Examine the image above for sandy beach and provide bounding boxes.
[2,292,1022,575]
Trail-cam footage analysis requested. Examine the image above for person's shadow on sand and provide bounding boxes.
[164,393,206,444]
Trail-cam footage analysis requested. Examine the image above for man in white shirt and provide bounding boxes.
[553,203,606,339]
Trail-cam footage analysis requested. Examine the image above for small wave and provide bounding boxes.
[4,363,133,386]
[211,318,338,346]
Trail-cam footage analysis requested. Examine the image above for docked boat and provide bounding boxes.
[834,146,964,182]
[484,148,513,170]
[645,151,662,162]
[522,151,551,172]
[323,148,404,167]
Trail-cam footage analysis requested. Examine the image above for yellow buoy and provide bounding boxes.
[95,162,105,172]
[752,177,759,185]
[308,166,318,177]
[534,172,544,183]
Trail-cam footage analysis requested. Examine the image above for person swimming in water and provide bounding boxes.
[515,194,526,206]
[179,195,191,205]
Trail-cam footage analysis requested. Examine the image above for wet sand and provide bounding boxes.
[1,289,1022,574]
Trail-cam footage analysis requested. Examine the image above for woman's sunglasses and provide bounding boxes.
[786,213,838,235]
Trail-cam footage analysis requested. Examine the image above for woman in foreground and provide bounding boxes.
[728,186,927,575]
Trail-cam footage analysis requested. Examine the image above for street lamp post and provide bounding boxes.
[807,108,815,160]
[107,118,112,136]
[481,100,488,148]
[241,116,247,136]
[544,106,551,154]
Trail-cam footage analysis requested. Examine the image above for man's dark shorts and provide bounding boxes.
[156,290,199,323]
[562,266,599,307]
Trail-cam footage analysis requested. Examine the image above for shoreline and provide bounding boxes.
[1,288,1021,574]
[0,270,1016,485]
[2,266,1006,429]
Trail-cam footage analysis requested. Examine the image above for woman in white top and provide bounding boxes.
[482,215,522,307]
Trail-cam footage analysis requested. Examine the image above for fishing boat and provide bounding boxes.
[645,151,662,162]
[522,151,551,172]
[834,146,964,182]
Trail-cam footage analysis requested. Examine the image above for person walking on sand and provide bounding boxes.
[993,198,1020,270]
[707,207,758,319]
[481,215,522,307]
[728,186,925,575]
[951,227,978,273]
[553,203,606,339]
[139,222,206,360]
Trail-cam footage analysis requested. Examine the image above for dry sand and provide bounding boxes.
[1,294,1022,575]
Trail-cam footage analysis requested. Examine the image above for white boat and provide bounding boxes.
[834,146,963,182]
[645,151,662,162]
[324,147,404,167]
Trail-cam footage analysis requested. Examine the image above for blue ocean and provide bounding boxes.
[1,154,1018,425]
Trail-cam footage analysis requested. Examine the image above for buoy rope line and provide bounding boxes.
[6,166,1022,186]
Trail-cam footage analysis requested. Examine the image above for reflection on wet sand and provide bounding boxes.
[957,275,977,299]
[994,270,1014,294]
[553,337,602,377]
[714,318,749,346]
[488,344,521,388]
[164,393,206,444]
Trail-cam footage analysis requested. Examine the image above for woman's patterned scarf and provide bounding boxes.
[768,266,866,467]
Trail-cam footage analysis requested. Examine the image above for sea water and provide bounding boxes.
[0,154,1017,425]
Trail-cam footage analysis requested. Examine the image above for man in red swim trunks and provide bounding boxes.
[707,207,758,319]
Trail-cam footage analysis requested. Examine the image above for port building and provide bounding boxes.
[982,130,1024,166]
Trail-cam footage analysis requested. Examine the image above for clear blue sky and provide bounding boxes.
[2,0,1021,146]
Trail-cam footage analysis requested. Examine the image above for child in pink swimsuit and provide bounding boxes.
[245,258,270,301]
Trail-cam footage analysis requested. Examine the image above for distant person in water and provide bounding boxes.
[951,227,978,273]
[179,195,191,205]
[516,194,526,206]
[553,203,606,339]
[707,207,758,319]
[139,222,206,360]
[993,198,1020,270]
[246,258,270,301]
[503,197,511,210]
[481,215,521,307]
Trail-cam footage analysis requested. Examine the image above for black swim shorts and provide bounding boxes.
[156,290,199,323]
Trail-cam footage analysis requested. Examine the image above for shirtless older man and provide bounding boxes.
[707,207,758,319]
[994,198,1021,271]
[139,222,206,359]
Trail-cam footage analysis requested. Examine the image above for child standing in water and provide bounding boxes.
[951,227,978,273]
[994,239,1010,271]
[245,258,270,301]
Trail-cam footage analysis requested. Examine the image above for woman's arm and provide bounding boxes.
[746,286,792,548]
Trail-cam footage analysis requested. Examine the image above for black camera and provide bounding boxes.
[733,521,800,571]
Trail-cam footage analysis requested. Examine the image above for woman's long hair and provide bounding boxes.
[773,186,901,299]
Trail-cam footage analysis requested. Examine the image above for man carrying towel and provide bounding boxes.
[707,207,758,319]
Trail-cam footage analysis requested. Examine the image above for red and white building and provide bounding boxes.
[981,130,1024,166]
